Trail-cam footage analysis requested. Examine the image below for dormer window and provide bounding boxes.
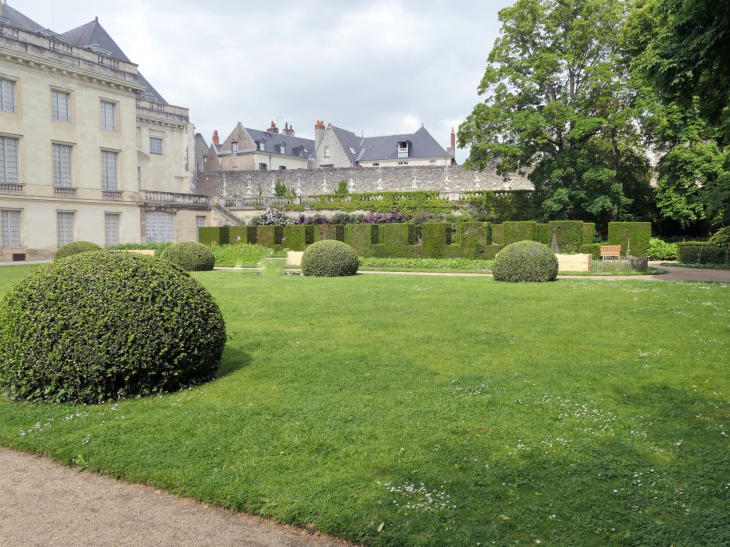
[232,142,238,154]
[258,141,265,151]
[279,144,286,155]
[397,141,409,158]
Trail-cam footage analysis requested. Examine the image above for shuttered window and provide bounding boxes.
[145,211,174,243]
[52,91,70,122]
[101,101,115,130]
[0,137,19,183]
[57,212,74,247]
[150,137,163,155]
[101,151,117,190]
[1,210,21,248]
[0,79,15,113]
[52,144,73,187]
[196,215,206,242]
[105,214,120,247]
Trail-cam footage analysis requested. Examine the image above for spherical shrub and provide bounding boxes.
[160,241,216,271]
[54,241,101,260]
[492,241,559,283]
[0,252,226,404]
[301,240,358,277]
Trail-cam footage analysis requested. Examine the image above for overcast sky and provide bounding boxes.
[12,0,512,163]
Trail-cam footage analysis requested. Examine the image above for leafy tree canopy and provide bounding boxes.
[627,0,730,227]
[459,0,653,231]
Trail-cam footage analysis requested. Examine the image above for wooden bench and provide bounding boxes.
[600,245,621,260]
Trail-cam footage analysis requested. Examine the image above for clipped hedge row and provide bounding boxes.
[549,221,584,253]
[198,221,624,260]
[608,222,652,258]
[503,221,536,246]
[678,244,730,265]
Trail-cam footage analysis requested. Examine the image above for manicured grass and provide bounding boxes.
[359,257,494,272]
[1,267,729,546]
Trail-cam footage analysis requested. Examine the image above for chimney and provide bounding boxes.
[266,121,279,134]
[446,127,456,162]
[282,122,295,137]
[315,120,325,151]
[212,130,219,146]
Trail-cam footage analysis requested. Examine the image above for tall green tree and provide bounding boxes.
[459,0,653,231]
[627,0,730,227]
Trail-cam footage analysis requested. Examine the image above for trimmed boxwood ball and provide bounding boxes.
[160,241,216,271]
[301,240,359,277]
[492,240,559,283]
[54,241,101,259]
[0,252,227,404]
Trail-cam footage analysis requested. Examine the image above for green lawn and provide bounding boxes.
[1,266,729,546]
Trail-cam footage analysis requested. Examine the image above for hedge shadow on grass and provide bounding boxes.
[217,346,253,377]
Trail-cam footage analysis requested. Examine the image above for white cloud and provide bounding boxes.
[12,0,513,163]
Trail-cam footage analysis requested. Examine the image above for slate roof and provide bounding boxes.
[359,126,451,161]
[61,19,167,104]
[327,125,451,164]
[331,126,365,164]
[1,4,45,32]
[243,128,315,158]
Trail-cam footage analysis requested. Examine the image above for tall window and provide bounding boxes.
[105,214,120,247]
[145,211,174,243]
[0,210,21,248]
[150,137,163,155]
[232,142,238,154]
[100,101,115,130]
[52,91,70,123]
[101,151,118,190]
[258,141,265,151]
[52,144,72,187]
[324,146,330,158]
[280,144,285,155]
[57,212,74,247]
[0,137,19,183]
[0,79,15,113]
[196,215,206,242]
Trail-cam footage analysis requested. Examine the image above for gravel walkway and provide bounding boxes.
[0,448,351,547]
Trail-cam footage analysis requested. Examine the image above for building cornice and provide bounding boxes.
[135,113,187,130]
[0,48,145,95]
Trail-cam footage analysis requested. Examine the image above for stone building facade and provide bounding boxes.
[0,4,211,260]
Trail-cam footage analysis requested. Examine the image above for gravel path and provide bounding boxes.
[357,263,730,282]
[0,448,351,547]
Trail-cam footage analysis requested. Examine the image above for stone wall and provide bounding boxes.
[198,164,533,199]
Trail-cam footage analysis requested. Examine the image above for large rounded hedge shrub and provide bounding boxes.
[54,241,101,260]
[160,241,216,271]
[0,252,227,404]
[492,241,559,283]
[301,240,358,277]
